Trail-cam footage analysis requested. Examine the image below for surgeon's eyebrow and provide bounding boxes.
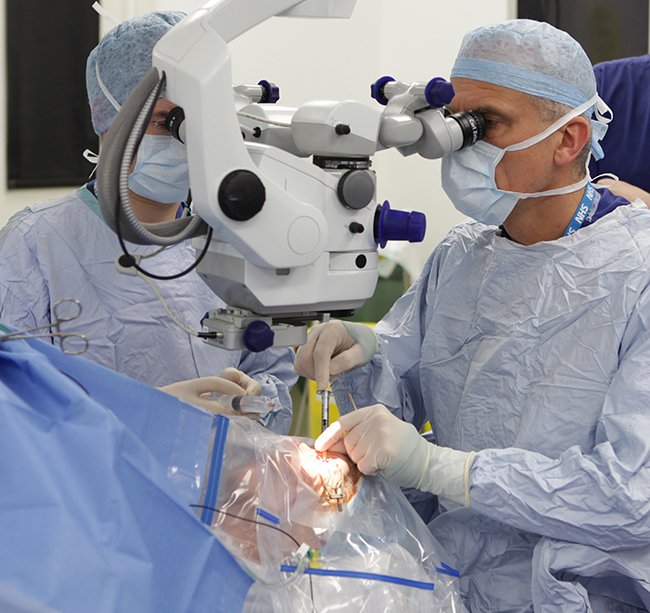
[473,104,513,121]
[447,100,511,118]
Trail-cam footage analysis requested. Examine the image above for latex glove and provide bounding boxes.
[158,369,260,416]
[294,320,377,390]
[315,404,476,507]
[218,367,262,396]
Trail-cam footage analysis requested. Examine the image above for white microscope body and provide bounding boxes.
[98,0,483,352]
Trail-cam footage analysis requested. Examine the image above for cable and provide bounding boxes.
[190,504,315,592]
[116,211,213,281]
[113,72,213,281]
[139,245,167,260]
[136,272,201,337]
[128,266,217,339]
[190,504,301,548]
[243,551,309,589]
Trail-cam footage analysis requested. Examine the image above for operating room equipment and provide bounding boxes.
[95,0,486,353]
[0,298,89,355]
[210,392,280,416]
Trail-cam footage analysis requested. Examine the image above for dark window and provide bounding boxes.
[518,0,649,64]
[7,1,99,188]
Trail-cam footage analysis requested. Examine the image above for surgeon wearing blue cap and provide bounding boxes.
[296,19,650,611]
[0,11,296,432]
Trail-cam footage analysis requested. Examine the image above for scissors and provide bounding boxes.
[0,298,89,355]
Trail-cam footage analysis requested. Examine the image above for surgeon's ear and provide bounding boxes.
[554,116,590,166]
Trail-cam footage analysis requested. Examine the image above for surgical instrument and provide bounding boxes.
[317,388,331,433]
[348,392,359,411]
[210,393,280,416]
[322,475,345,512]
[0,298,89,355]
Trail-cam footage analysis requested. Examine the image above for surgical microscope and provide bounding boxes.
[95,0,485,428]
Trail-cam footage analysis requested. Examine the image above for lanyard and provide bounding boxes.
[564,183,599,236]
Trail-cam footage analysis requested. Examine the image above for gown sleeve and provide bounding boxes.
[238,346,298,435]
[469,283,650,551]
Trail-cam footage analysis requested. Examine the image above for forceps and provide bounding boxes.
[0,298,89,355]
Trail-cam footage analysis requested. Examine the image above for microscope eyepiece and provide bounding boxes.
[446,110,486,149]
[165,106,186,143]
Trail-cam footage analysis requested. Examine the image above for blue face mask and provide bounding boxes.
[441,95,598,227]
[128,134,190,204]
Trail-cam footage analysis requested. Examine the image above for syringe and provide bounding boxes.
[317,389,331,433]
[210,393,280,416]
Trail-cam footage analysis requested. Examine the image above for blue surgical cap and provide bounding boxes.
[450,19,611,159]
[86,11,186,135]
[451,19,595,107]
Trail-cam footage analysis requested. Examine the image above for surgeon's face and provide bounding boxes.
[449,78,563,194]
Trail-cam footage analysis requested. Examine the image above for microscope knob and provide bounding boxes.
[258,80,280,104]
[374,200,426,248]
[337,169,375,210]
[243,320,275,352]
[218,170,266,221]
[370,75,396,106]
[424,77,455,108]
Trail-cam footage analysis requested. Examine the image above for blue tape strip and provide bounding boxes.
[200,415,230,526]
[256,508,280,525]
[279,565,434,591]
[435,562,460,578]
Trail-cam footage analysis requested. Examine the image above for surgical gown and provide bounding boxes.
[0,186,296,433]
[333,200,650,612]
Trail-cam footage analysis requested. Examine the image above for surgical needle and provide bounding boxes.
[347,392,359,411]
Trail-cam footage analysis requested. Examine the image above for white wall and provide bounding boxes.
[0,0,514,277]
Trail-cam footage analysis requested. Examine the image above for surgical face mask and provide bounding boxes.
[441,95,598,227]
[128,134,190,204]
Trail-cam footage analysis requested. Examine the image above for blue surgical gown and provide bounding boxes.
[0,186,296,433]
[590,55,650,192]
[332,199,650,612]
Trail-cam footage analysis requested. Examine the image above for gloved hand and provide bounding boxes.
[158,368,261,416]
[218,367,262,396]
[315,404,476,507]
[294,320,378,390]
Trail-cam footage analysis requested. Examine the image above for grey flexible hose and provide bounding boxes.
[96,68,207,245]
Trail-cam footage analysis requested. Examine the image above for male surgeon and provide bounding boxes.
[296,19,650,611]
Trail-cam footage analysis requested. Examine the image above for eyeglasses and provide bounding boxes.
[149,119,169,133]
